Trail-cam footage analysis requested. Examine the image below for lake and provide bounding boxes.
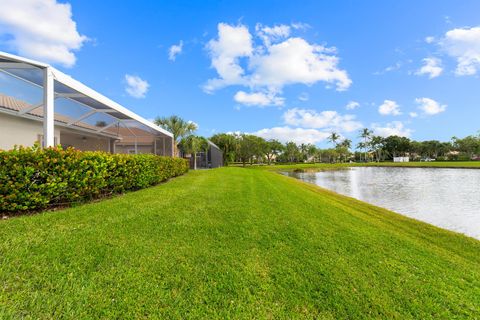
[284,167,480,240]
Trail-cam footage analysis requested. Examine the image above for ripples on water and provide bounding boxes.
[285,167,480,240]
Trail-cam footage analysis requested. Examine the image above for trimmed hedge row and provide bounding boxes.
[0,146,189,212]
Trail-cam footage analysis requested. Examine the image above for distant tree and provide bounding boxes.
[154,115,197,156]
[299,143,308,162]
[383,135,411,159]
[337,139,352,162]
[356,142,366,161]
[323,148,338,163]
[340,139,352,150]
[210,133,237,166]
[315,148,328,163]
[206,130,479,165]
[359,128,373,162]
[285,142,300,163]
[420,140,445,158]
[370,136,385,162]
[265,139,284,165]
[328,132,340,148]
[307,144,317,163]
[452,135,480,159]
[236,134,259,167]
[179,135,208,170]
[252,136,269,164]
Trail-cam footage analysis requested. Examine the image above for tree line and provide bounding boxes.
[210,129,480,166]
[153,116,480,166]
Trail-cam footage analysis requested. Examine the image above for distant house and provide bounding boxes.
[0,51,174,155]
[393,156,409,163]
[182,140,223,169]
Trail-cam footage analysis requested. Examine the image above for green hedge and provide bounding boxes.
[0,146,189,212]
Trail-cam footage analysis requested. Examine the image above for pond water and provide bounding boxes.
[284,167,480,240]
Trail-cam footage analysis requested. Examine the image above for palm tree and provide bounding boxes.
[179,135,208,170]
[370,135,385,162]
[356,142,366,161]
[340,139,352,149]
[307,144,317,163]
[338,139,352,162]
[154,115,198,156]
[299,143,308,162]
[328,132,340,147]
[359,128,373,162]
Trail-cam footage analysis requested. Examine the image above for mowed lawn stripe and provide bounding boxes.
[0,167,479,319]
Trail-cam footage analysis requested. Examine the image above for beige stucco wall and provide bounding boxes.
[0,113,60,150]
[60,131,111,152]
[0,112,175,156]
[115,144,154,154]
[115,137,174,156]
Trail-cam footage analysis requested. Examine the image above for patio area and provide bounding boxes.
[0,51,173,155]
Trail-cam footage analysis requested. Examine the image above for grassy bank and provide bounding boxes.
[1,168,479,318]
[255,161,480,172]
[358,161,480,169]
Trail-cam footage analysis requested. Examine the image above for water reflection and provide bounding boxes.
[285,167,480,240]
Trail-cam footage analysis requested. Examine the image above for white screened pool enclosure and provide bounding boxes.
[0,51,174,156]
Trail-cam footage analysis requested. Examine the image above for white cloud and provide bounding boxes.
[0,0,88,67]
[409,112,418,118]
[345,101,360,110]
[298,92,309,101]
[254,126,330,144]
[203,23,253,92]
[374,62,402,75]
[125,74,149,98]
[249,37,351,91]
[415,57,443,79]
[378,100,401,116]
[204,22,351,106]
[283,108,362,132]
[255,23,291,46]
[291,22,311,31]
[372,121,412,137]
[440,26,480,76]
[234,90,284,107]
[168,40,183,61]
[415,97,447,115]
[425,36,435,44]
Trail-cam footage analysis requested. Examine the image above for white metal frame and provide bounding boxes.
[0,51,173,152]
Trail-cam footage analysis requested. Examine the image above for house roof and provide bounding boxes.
[0,93,117,136]
[207,139,221,150]
[0,51,173,139]
[0,93,163,142]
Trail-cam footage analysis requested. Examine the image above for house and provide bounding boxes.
[0,51,173,155]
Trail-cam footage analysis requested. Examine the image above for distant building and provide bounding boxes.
[393,156,409,162]
[182,140,223,169]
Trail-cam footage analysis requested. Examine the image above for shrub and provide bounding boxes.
[0,145,189,212]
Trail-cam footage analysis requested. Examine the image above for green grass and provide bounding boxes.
[255,161,480,172]
[357,161,480,169]
[1,168,479,319]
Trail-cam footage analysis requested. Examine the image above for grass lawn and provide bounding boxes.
[1,167,479,318]
[357,161,480,169]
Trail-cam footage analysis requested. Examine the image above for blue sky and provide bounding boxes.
[1,0,480,147]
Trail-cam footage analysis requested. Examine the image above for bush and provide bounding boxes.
[0,146,189,212]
